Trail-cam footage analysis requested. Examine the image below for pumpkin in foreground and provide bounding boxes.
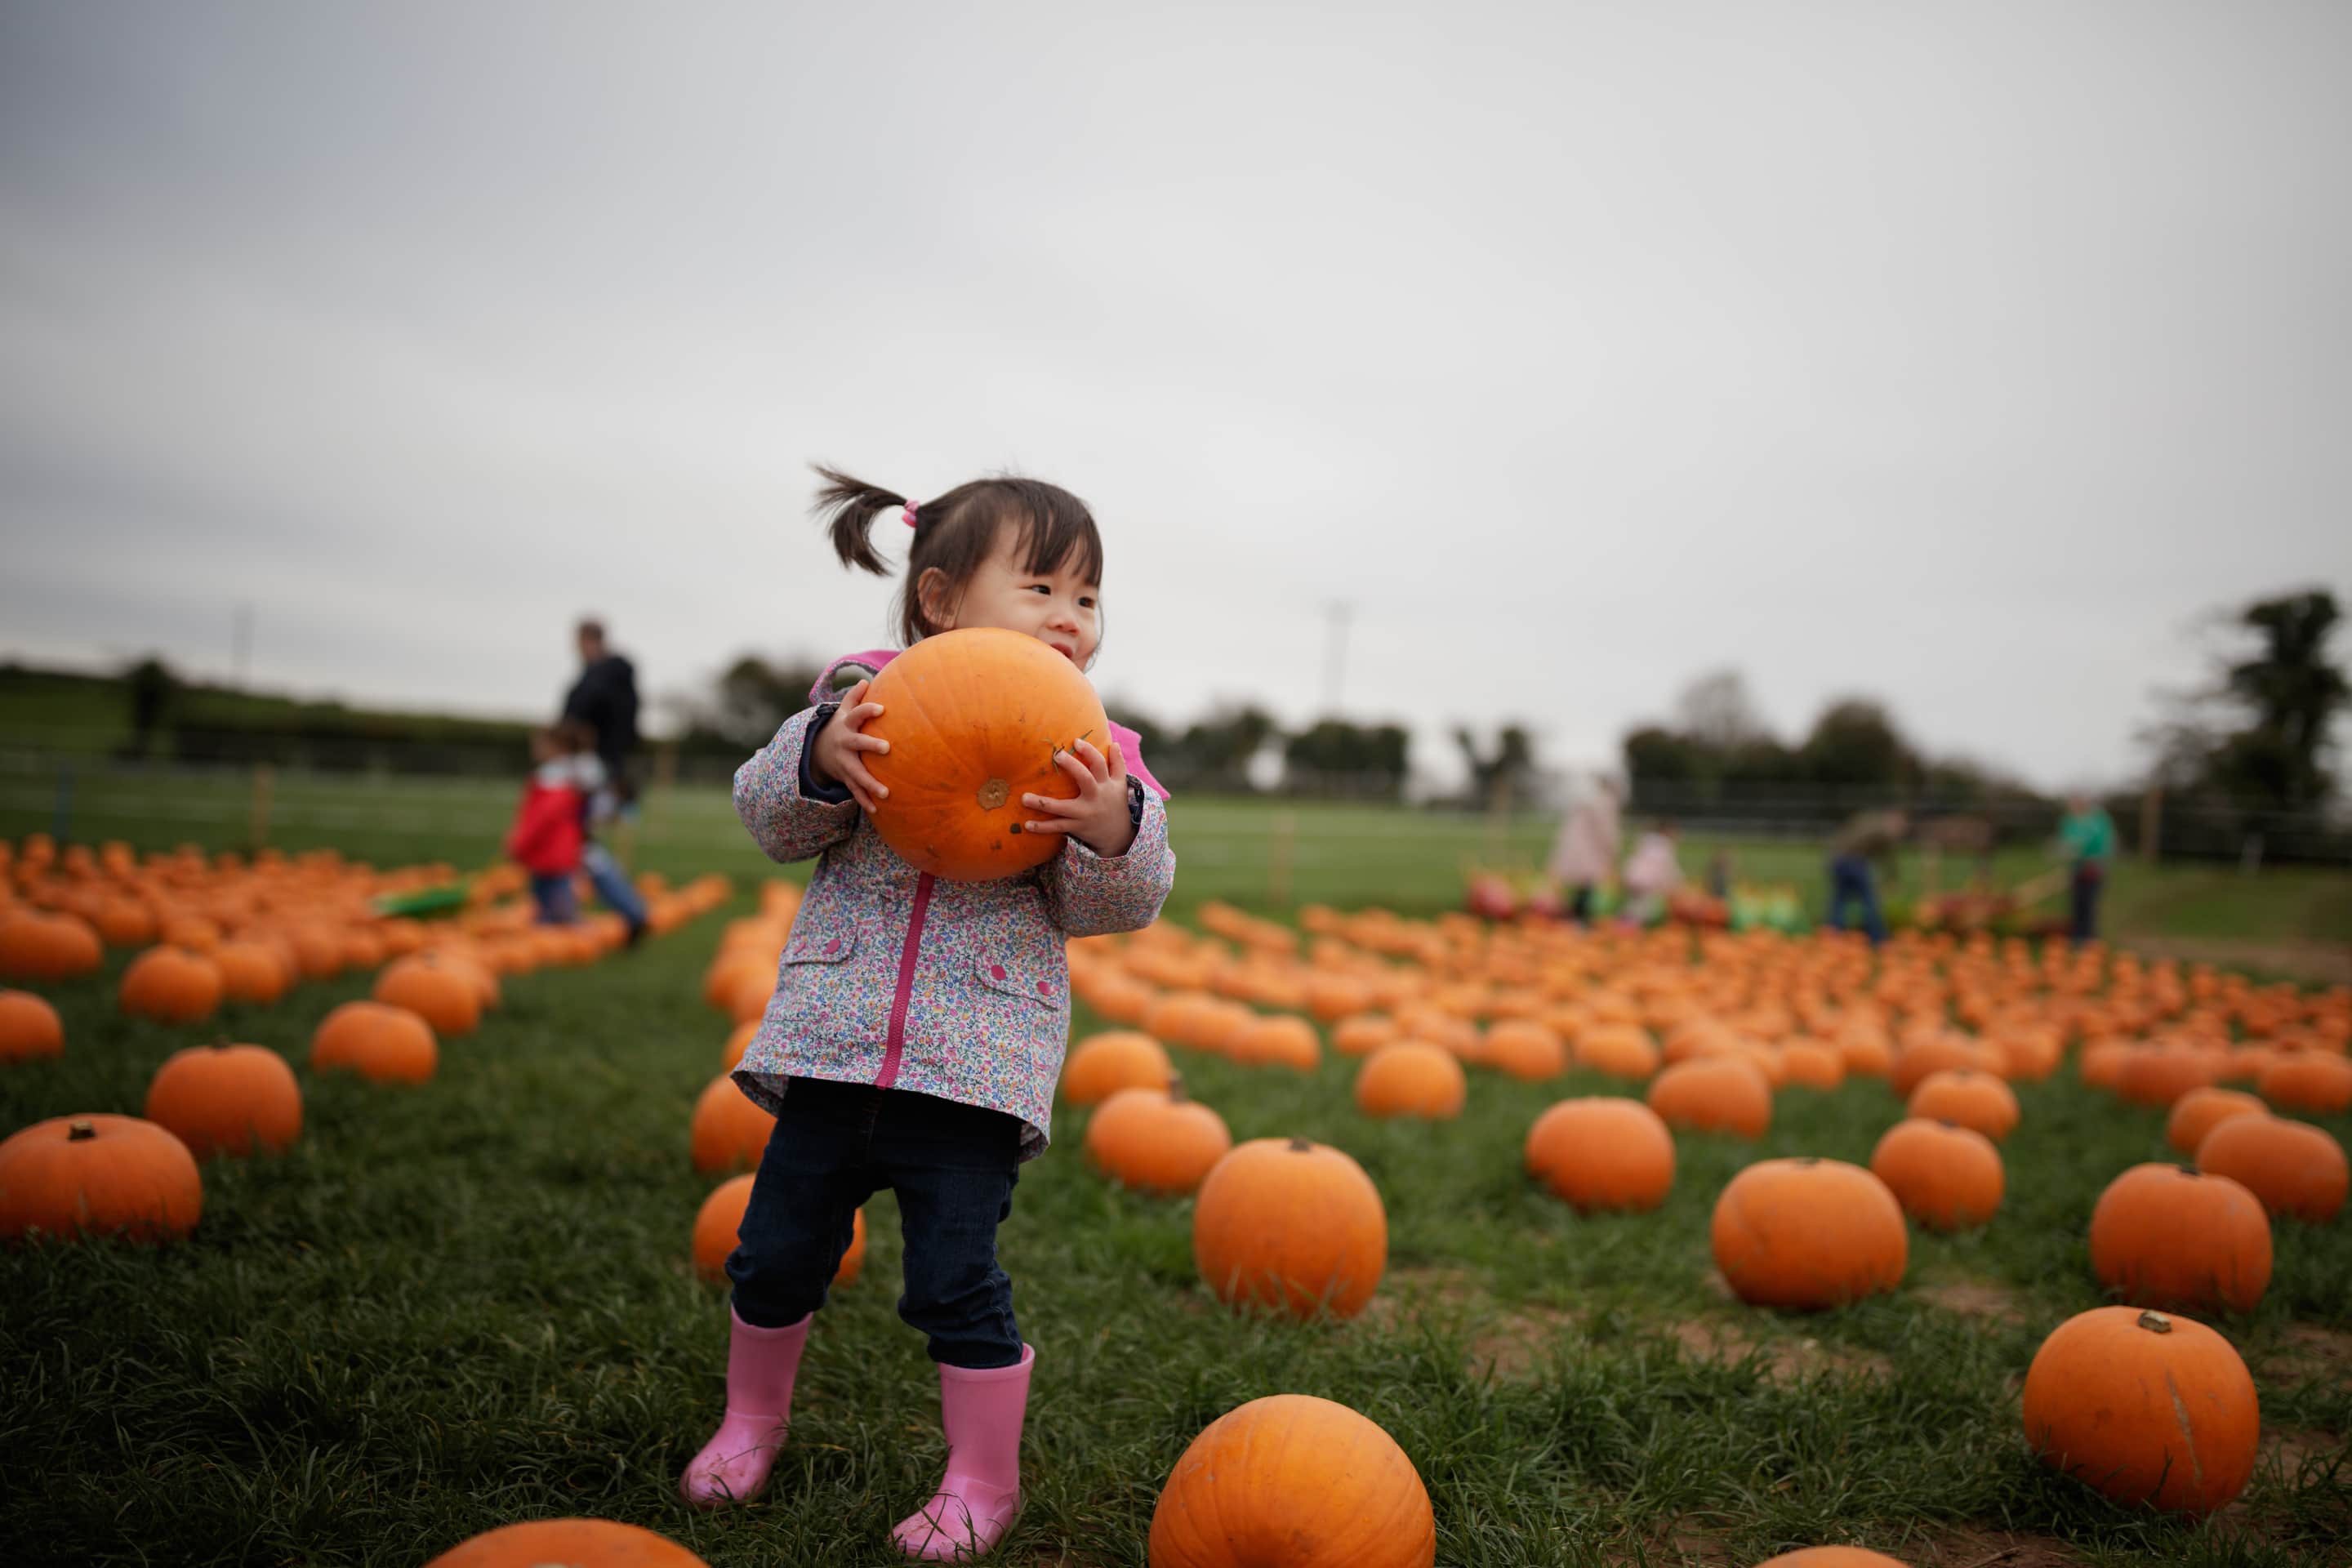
[144,1043,303,1159]
[2088,1164,2271,1314]
[0,1113,203,1242]
[1525,1097,1674,1213]
[1868,1118,2002,1231]
[1193,1137,1387,1318]
[424,1517,709,1567]
[861,626,1111,881]
[1711,1157,1907,1309]
[1085,1084,1232,1196]
[1147,1394,1435,1568]
[1752,1550,1913,1567]
[693,1174,866,1286]
[2021,1306,2257,1514]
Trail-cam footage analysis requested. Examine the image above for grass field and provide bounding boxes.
[3,784,2350,1566]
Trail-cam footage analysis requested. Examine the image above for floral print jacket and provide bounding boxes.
[729,697,1175,1159]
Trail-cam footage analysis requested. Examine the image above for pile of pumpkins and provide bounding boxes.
[1041,905,2347,1539]
[0,833,730,1247]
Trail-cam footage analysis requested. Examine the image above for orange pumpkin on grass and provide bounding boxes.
[2196,1115,2347,1223]
[0,1113,203,1242]
[2257,1049,2352,1116]
[1085,1083,1232,1195]
[1711,1157,1907,1309]
[1147,1394,1435,1568]
[1226,1014,1321,1071]
[860,627,1111,881]
[1646,1056,1771,1138]
[144,1043,302,1158]
[1062,1030,1174,1103]
[212,940,292,1005]
[693,1175,864,1285]
[1354,1041,1467,1120]
[1332,1013,1401,1058]
[1904,1069,2019,1142]
[2165,1086,2267,1156]
[0,989,65,1063]
[1869,1118,2002,1230]
[1481,1019,1566,1081]
[0,910,104,981]
[1526,1098,1674,1213]
[1753,1552,1913,1568]
[1193,1138,1386,1319]
[372,956,483,1037]
[2089,1164,2270,1314]
[310,1001,439,1085]
[2021,1306,2257,1514]
[689,1074,776,1174]
[118,946,224,1025]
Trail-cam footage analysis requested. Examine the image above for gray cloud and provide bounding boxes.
[3,0,2347,787]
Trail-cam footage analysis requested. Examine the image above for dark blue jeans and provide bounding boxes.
[2070,863,2104,945]
[727,1076,1024,1369]
[580,841,648,929]
[1826,854,1887,945]
[529,872,577,925]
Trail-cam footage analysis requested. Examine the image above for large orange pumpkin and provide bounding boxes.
[2021,1306,2257,1514]
[0,989,65,1063]
[689,1074,776,1174]
[212,940,292,1005]
[860,627,1111,881]
[118,947,224,1024]
[1646,1056,1772,1138]
[1525,1097,1674,1213]
[1868,1118,2002,1231]
[1904,1068,2019,1142]
[1147,1394,1435,1568]
[693,1174,864,1285]
[1351,1040,1465,1120]
[372,955,483,1037]
[1711,1157,1908,1309]
[2089,1164,2271,1314]
[2196,1115,2347,1223]
[2165,1086,2267,1156]
[0,1113,203,1242]
[310,1001,439,1085]
[143,1044,302,1158]
[1753,1552,1913,1568]
[423,1518,709,1568]
[1085,1084,1232,1196]
[1193,1138,1387,1319]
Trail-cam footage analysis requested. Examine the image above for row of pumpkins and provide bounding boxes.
[675,898,2345,1548]
[0,858,733,1242]
[0,835,731,1031]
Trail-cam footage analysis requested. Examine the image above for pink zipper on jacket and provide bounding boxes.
[874,871,936,1089]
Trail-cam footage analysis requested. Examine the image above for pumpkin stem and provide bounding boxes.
[2136,1310,2174,1334]
[67,1120,96,1142]
[1287,1136,1313,1152]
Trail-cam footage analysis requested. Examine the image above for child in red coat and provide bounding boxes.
[507,726,586,924]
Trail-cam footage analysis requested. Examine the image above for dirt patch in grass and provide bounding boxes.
[1468,1303,1583,1379]
[1916,1526,2089,1567]
[2257,1323,2352,1383]
[1915,1279,2029,1324]
[1667,1316,1894,1383]
[2262,1425,2346,1479]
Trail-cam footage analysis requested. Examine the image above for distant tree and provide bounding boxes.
[1283,719,1410,800]
[122,656,178,758]
[1454,723,1537,808]
[1174,704,1281,791]
[1623,724,1704,787]
[1798,698,1918,793]
[2143,588,2347,809]
[668,654,825,751]
[1675,670,1770,752]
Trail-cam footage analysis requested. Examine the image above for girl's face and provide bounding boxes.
[921,524,1101,666]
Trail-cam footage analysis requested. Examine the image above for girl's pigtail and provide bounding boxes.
[811,464,908,577]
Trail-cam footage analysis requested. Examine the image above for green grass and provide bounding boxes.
[3,892,2349,1566]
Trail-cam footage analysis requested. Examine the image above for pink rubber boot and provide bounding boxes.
[890,1344,1035,1561]
[679,1307,810,1508]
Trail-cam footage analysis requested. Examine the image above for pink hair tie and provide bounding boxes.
[902,501,921,529]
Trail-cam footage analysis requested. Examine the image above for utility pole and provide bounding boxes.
[1321,601,1352,715]
[231,604,254,687]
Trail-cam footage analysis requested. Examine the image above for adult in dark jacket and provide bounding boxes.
[1825,808,1908,946]
[562,618,649,938]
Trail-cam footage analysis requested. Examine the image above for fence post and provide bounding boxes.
[1268,810,1297,911]
[248,764,274,853]
[2139,786,2163,864]
[2239,832,2263,875]
[51,763,76,844]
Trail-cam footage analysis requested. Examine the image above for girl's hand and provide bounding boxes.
[809,680,891,812]
[1022,738,1136,857]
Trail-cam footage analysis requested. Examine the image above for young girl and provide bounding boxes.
[505,724,588,924]
[681,467,1175,1561]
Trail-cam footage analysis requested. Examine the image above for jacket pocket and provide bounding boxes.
[782,928,858,966]
[973,954,1062,1009]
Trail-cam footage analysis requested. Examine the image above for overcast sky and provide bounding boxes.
[2,1,2346,791]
